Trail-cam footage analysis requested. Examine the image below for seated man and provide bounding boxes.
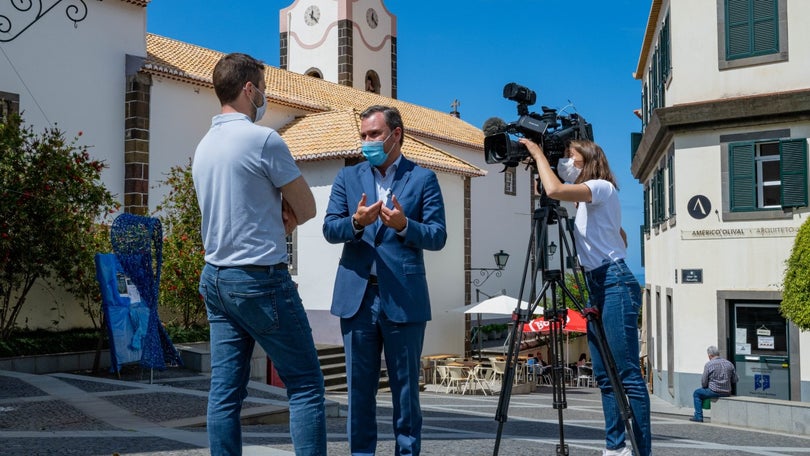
[691,345,738,422]
[525,353,539,381]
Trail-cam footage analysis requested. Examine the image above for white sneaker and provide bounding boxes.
[603,447,633,456]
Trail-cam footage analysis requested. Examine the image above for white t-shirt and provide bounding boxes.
[574,179,626,271]
[192,113,301,266]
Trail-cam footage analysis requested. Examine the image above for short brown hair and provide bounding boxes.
[212,53,264,105]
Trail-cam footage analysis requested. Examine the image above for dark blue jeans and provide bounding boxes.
[199,264,326,456]
[585,259,651,456]
[693,387,726,420]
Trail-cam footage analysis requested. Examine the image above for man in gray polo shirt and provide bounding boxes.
[193,52,325,455]
[691,345,738,422]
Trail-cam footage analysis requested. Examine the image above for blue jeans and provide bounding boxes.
[199,264,326,456]
[693,388,725,420]
[585,259,651,456]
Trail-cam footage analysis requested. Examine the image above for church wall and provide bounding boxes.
[1,2,147,215]
[148,77,220,213]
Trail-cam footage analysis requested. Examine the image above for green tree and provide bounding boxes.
[556,271,590,310]
[0,114,119,339]
[66,222,113,329]
[781,217,810,330]
[155,159,206,328]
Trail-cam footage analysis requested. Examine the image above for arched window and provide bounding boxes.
[305,68,323,79]
[365,70,380,93]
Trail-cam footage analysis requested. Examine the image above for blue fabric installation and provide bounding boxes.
[95,213,182,373]
[95,253,150,370]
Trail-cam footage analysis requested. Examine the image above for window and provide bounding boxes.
[305,68,323,79]
[365,70,380,94]
[718,0,788,70]
[729,139,807,212]
[504,167,516,196]
[286,231,298,275]
[0,91,20,121]
[756,142,780,208]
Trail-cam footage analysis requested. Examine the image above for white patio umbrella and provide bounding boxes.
[457,295,534,315]
[455,295,542,359]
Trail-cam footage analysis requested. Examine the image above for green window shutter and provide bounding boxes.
[668,155,675,217]
[752,0,779,55]
[657,168,666,221]
[729,142,756,211]
[661,13,671,81]
[651,174,660,225]
[780,139,808,208]
[643,187,650,232]
[639,225,645,267]
[641,85,648,129]
[631,132,642,162]
[726,0,778,60]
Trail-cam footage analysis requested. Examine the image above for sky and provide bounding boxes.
[147,0,651,279]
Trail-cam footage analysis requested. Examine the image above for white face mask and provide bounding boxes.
[246,84,266,122]
[557,157,582,183]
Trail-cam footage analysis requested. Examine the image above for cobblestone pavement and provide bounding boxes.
[2,367,809,455]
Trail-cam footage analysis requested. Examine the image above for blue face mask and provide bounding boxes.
[361,131,394,166]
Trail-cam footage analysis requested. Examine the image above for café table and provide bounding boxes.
[421,353,459,384]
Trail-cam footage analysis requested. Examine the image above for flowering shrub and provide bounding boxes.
[155,159,206,328]
[0,114,119,339]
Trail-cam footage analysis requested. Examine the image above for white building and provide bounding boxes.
[633,0,810,406]
[1,0,539,358]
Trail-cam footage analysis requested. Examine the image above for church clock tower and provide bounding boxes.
[280,0,397,98]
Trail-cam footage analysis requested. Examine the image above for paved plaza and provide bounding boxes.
[1,366,809,455]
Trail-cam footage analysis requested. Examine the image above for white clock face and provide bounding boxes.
[305,5,320,26]
[366,8,378,29]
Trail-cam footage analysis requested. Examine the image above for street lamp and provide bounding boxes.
[467,250,510,358]
[548,242,557,257]
[469,250,510,287]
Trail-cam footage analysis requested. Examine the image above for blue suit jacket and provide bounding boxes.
[323,157,447,323]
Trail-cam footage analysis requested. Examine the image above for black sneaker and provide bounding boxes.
[689,417,703,423]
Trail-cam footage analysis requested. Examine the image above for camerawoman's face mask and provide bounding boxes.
[557,157,582,183]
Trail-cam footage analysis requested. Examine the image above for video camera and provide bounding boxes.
[483,83,594,168]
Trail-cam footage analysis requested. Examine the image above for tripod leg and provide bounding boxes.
[492,283,549,456]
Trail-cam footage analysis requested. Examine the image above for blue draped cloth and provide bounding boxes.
[96,213,182,373]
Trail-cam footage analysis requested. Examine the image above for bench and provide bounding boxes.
[711,395,810,435]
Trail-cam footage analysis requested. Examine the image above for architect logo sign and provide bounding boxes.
[687,195,711,219]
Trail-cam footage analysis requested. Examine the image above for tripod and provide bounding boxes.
[492,191,640,456]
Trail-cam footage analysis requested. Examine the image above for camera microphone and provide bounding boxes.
[482,117,507,136]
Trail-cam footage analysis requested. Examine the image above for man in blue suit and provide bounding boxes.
[323,105,447,455]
